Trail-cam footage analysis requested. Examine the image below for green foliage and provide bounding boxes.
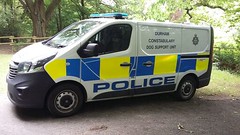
[125,0,191,21]
[0,8,19,36]
[0,0,238,37]
[225,2,240,45]
[47,0,127,35]
[215,43,240,74]
[0,0,32,37]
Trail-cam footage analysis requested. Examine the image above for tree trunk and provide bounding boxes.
[58,3,62,31]
[31,0,46,37]
[19,0,61,37]
[80,0,87,19]
[31,14,47,37]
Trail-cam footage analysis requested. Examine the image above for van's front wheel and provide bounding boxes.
[47,83,84,117]
[175,76,196,101]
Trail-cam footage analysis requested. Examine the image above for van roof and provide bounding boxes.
[84,18,210,30]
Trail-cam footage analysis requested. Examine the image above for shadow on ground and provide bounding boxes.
[13,93,178,120]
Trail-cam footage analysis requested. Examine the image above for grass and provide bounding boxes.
[0,54,239,97]
[0,54,12,93]
[198,67,240,97]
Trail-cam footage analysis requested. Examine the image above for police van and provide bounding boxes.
[7,13,214,117]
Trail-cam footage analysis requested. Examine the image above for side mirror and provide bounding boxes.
[83,43,99,57]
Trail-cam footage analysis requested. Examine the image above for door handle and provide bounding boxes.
[143,61,153,66]
[120,62,131,67]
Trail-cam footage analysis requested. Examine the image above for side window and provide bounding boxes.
[79,24,132,58]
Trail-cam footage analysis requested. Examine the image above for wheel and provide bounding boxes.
[47,83,84,117]
[175,76,196,101]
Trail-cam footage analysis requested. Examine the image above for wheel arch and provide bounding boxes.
[44,80,87,107]
[177,73,199,89]
[174,73,199,101]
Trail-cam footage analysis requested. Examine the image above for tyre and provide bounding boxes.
[47,83,84,117]
[175,76,196,101]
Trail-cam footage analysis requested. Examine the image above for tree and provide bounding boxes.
[19,0,61,37]
[0,0,26,37]
[226,2,240,44]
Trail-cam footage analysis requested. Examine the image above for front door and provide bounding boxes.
[78,24,136,100]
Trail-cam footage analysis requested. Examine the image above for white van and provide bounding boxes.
[7,13,214,117]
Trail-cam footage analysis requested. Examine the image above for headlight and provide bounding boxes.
[18,62,32,73]
[18,55,56,73]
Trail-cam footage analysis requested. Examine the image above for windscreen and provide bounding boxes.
[44,21,102,48]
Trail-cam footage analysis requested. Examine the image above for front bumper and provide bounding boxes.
[7,71,55,108]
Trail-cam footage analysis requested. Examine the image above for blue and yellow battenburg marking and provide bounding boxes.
[179,53,209,72]
[45,59,80,80]
[45,53,209,81]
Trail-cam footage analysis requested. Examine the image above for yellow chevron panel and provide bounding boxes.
[100,57,130,80]
[45,59,66,80]
[196,58,209,71]
[154,55,177,75]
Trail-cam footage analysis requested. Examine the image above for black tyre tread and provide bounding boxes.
[47,83,84,117]
[175,76,196,101]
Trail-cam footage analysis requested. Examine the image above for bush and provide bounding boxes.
[215,43,240,74]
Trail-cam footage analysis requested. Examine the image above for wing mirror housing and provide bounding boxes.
[83,43,99,57]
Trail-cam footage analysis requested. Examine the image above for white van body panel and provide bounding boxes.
[11,19,212,102]
[43,19,212,101]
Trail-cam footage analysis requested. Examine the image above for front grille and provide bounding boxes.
[8,62,19,79]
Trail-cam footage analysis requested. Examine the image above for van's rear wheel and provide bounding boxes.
[175,76,196,101]
[47,83,84,117]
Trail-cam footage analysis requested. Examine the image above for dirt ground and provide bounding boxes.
[0,44,12,54]
[0,44,27,54]
[0,93,239,135]
[0,44,239,135]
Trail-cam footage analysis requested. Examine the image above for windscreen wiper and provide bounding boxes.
[57,44,66,48]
